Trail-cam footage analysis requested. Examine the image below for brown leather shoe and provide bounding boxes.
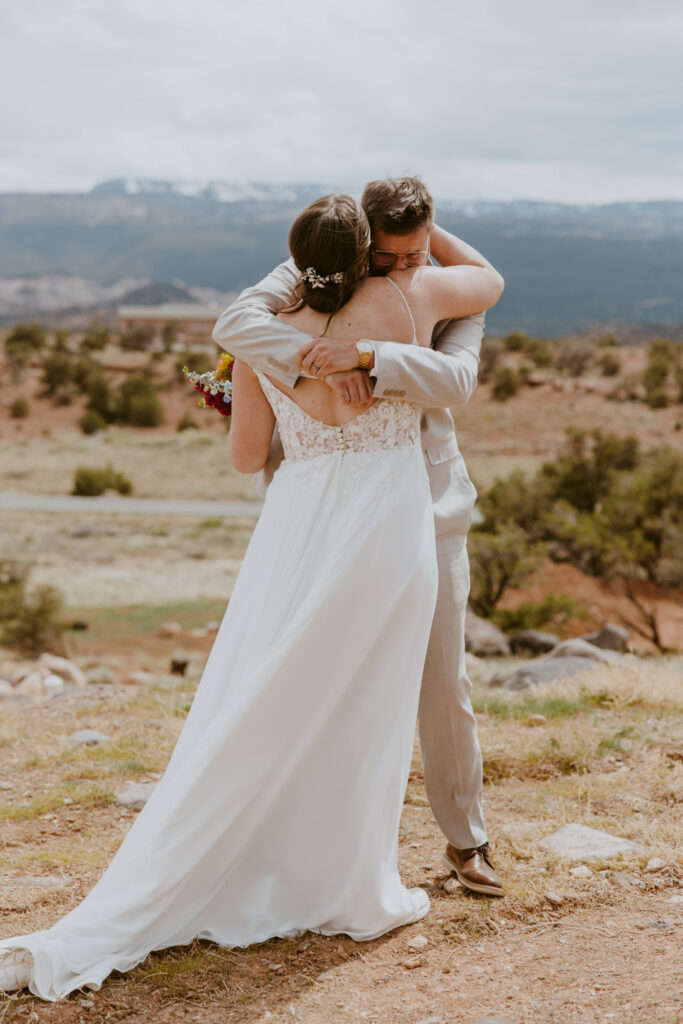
[442,842,504,896]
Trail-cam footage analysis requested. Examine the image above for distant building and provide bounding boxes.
[116,303,219,341]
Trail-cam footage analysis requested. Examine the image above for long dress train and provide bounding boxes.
[0,373,438,1002]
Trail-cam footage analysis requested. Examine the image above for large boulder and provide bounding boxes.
[37,653,86,688]
[465,609,511,657]
[578,623,630,652]
[547,638,623,664]
[489,656,603,691]
[510,630,559,655]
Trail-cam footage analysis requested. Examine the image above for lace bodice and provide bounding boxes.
[257,374,421,462]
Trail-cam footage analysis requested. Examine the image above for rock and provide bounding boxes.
[11,873,72,890]
[204,620,220,633]
[170,648,190,675]
[489,657,600,691]
[510,630,559,655]
[70,619,89,630]
[544,890,564,907]
[68,729,111,746]
[37,653,86,687]
[578,623,630,652]
[121,669,156,686]
[527,713,547,726]
[0,680,16,699]
[407,934,428,949]
[465,652,489,683]
[443,877,461,895]
[188,628,208,639]
[546,638,623,664]
[158,621,182,637]
[402,956,427,969]
[570,865,593,878]
[667,894,683,904]
[44,673,65,697]
[540,823,641,862]
[84,664,119,686]
[644,857,667,873]
[116,781,157,808]
[465,609,511,657]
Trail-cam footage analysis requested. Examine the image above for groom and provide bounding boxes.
[212,176,504,897]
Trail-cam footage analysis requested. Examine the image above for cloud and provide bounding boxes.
[0,0,681,201]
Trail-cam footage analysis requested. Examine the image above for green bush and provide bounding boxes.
[527,339,552,367]
[491,366,520,401]
[118,373,164,426]
[80,317,109,351]
[41,351,74,396]
[490,593,589,632]
[478,338,502,383]
[53,328,71,352]
[599,352,621,376]
[646,387,668,409]
[10,396,29,418]
[468,526,545,617]
[596,332,618,348]
[85,373,117,422]
[502,331,528,351]
[72,465,133,496]
[79,409,107,434]
[5,321,47,351]
[177,412,199,431]
[0,560,65,655]
[554,339,595,377]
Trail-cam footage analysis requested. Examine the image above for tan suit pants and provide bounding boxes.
[417,531,487,849]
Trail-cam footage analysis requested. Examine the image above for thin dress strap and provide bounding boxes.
[384,276,418,345]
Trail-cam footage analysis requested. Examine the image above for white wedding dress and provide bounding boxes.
[1,370,438,1002]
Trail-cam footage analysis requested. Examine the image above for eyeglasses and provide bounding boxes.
[370,247,431,268]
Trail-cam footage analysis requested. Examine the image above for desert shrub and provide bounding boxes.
[80,317,109,352]
[41,351,74,396]
[676,365,683,403]
[0,560,65,655]
[120,324,155,351]
[10,396,29,418]
[527,339,552,367]
[72,465,133,496]
[596,332,618,348]
[491,365,520,400]
[163,321,179,351]
[72,354,101,393]
[53,328,71,352]
[502,330,528,351]
[490,593,589,632]
[468,526,544,617]
[554,339,595,377]
[518,364,533,385]
[646,387,668,409]
[5,321,47,352]
[85,373,118,422]
[118,373,164,426]
[79,409,107,434]
[477,467,554,541]
[599,352,621,376]
[177,413,199,431]
[478,338,502,383]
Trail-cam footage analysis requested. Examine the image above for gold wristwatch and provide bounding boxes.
[356,339,374,370]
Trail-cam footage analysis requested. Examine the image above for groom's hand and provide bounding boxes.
[298,336,368,376]
[324,370,373,405]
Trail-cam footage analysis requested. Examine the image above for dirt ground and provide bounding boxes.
[1,637,681,1024]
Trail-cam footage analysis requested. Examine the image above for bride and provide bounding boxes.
[0,193,503,1001]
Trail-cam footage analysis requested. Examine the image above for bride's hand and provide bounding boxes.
[298,336,361,376]
[324,370,374,406]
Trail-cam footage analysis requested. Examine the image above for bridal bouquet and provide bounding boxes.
[183,352,234,417]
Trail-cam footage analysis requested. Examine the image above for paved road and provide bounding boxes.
[0,491,263,518]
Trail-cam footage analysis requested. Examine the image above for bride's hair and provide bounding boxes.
[288,194,371,319]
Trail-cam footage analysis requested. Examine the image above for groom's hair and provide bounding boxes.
[361,176,434,235]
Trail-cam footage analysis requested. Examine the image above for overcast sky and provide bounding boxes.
[1,0,681,203]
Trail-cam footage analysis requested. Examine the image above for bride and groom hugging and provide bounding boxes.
[213,175,505,898]
[0,175,504,1002]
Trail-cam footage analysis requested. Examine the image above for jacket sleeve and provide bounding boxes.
[211,259,313,388]
[369,312,485,408]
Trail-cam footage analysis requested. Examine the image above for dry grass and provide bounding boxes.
[1,650,681,1022]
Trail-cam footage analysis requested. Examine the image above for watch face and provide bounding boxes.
[358,341,373,354]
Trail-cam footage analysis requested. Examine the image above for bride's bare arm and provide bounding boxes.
[226,361,276,474]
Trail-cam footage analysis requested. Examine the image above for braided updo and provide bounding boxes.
[288,194,371,317]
